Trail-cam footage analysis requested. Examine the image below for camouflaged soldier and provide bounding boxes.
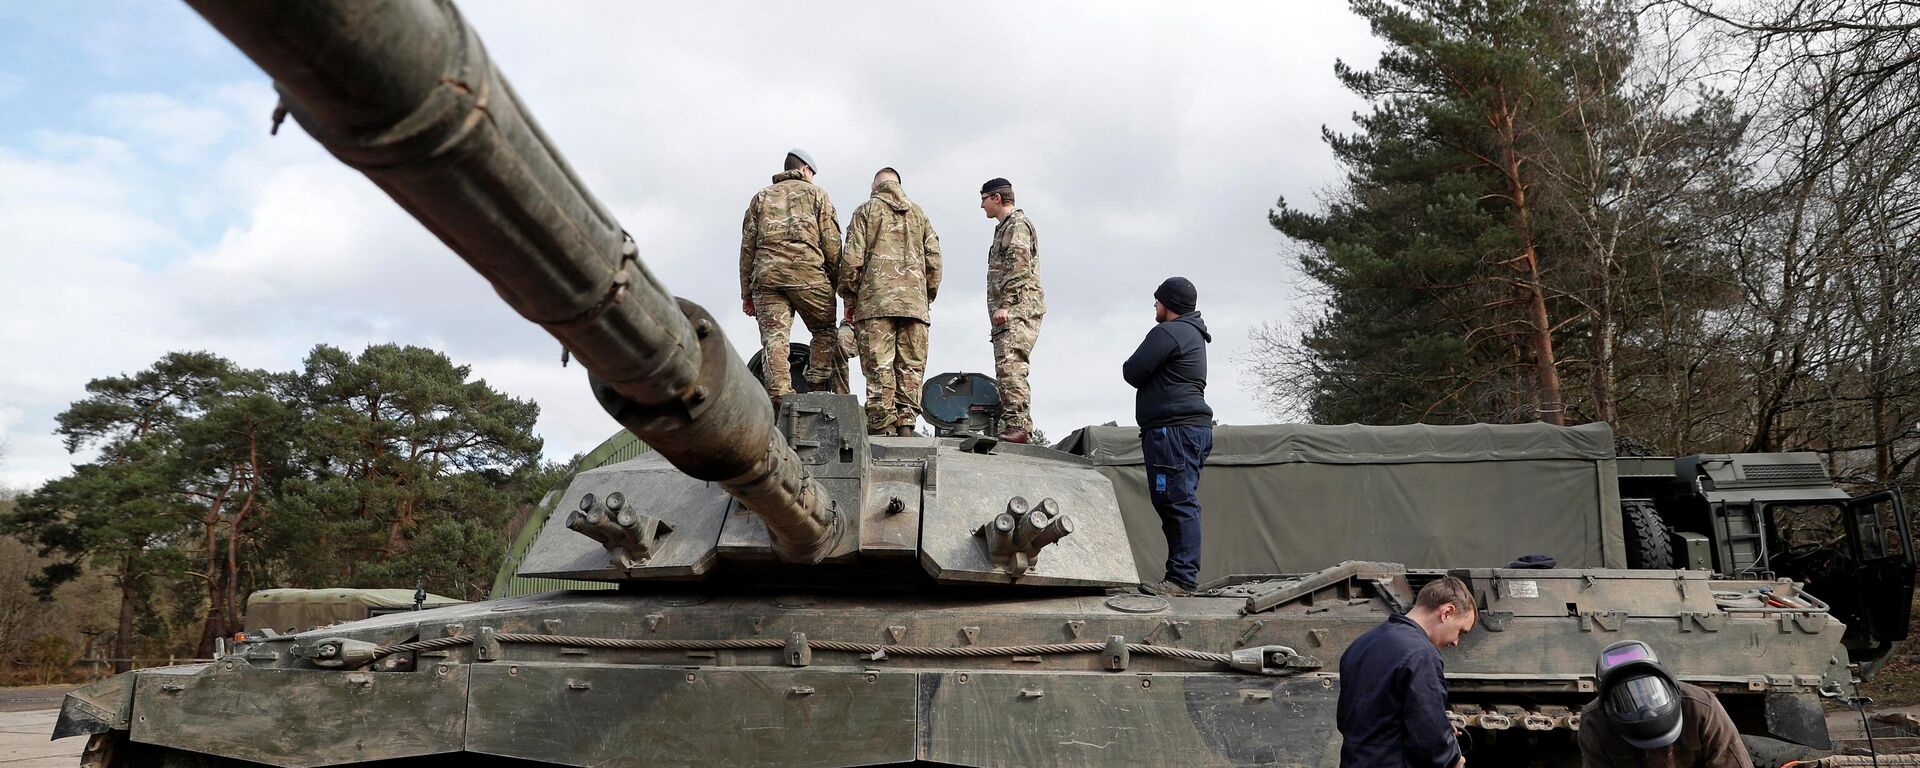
[740,148,842,401]
[980,178,1044,444]
[841,168,942,436]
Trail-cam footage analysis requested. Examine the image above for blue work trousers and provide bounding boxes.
[1142,424,1212,588]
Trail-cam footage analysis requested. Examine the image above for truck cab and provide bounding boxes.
[1619,452,1914,670]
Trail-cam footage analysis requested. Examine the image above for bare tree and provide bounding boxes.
[1674,0,1920,486]
[1240,320,1317,422]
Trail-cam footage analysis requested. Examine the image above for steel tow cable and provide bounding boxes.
[370,632,1236,667]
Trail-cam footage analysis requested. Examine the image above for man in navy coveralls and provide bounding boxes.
[1337,575,1478,768]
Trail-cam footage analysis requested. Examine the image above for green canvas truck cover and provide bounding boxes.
[1058,422,1626,582]
[245,588,466,634]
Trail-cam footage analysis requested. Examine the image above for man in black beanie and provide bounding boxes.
[1123,276,1213,596]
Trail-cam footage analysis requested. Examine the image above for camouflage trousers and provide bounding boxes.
[827,322,857,397]
[991,314,1041,431]
[857,317,929,432]
[753,284,836,398]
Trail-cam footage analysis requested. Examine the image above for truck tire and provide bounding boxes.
[1622,499,1675,569]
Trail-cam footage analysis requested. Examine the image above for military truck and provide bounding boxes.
[1620,453,1914,668]
[46,1,1878,765]
[1065,424,1913,674]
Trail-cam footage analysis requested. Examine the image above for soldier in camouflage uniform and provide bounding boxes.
[740,149,842,401]
[840,168,942,436]
[979,178,1044,444]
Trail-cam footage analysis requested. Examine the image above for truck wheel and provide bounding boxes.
[1622,499,1675,569]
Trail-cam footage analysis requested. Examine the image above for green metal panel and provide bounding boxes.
[465,664,918,766]
[921,671,1341,767]
[130,663,469,767]
[491,430,651,599]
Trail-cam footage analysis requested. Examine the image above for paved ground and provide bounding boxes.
[0,709,82,768]
[0,687,71,714]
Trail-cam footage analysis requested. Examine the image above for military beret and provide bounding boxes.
[980,177,1012,194]
[787,147,818,174]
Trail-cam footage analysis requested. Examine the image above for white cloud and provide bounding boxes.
[88,91,235,164]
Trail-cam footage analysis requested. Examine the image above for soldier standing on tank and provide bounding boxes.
[841,167,942,436]
[740,149,842,403]
[979,178,1044,444]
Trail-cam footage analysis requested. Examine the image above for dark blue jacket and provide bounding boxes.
[1336,613,1461,768]
[1121,311,1212,428]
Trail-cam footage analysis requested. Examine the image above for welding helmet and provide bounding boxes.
[1594,640,1683,750]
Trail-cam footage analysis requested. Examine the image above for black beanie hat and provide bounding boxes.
[980,177,1012,195]
[1155,277,1197,314]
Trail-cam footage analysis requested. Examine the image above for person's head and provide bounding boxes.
[1153,277,1197,322]
[1408,576,1477,648]
[1594,640,1683,750]
[785,148,817,181]
[872,167,900,193]
[980,178,1015,219]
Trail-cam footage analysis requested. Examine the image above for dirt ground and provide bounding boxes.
[1853,588,1920,707]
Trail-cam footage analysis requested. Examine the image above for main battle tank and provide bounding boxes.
[54,2,1860,765]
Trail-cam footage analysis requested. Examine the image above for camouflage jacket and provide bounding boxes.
[739,169,842,299]
[987,208,1044,319]
[840,181,941,322]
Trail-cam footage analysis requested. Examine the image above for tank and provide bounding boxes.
[52,2,1861,765]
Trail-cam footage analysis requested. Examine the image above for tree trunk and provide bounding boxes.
[194,482,232,659]
[113,559,135,674]
[194,571,225,660]
[226,433,263,639]
[1498,103,1565,425]
[1593,268,1617,424]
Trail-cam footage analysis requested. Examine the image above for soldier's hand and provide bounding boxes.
[844,305,854,323]
[742,298,755,316]
[991,308,1009,326]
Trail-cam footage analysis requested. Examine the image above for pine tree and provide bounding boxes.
[1272,0,1600,424]
[267,344,545,599]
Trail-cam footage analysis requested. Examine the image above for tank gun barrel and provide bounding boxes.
[184,0,842,562]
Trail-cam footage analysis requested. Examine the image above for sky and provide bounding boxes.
[0,1,1380,490]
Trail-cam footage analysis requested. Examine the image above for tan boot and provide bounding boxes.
[997,427,1031,444]
[895,425,915,437]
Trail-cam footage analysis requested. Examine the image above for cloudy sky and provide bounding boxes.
[0,1,1379,490]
